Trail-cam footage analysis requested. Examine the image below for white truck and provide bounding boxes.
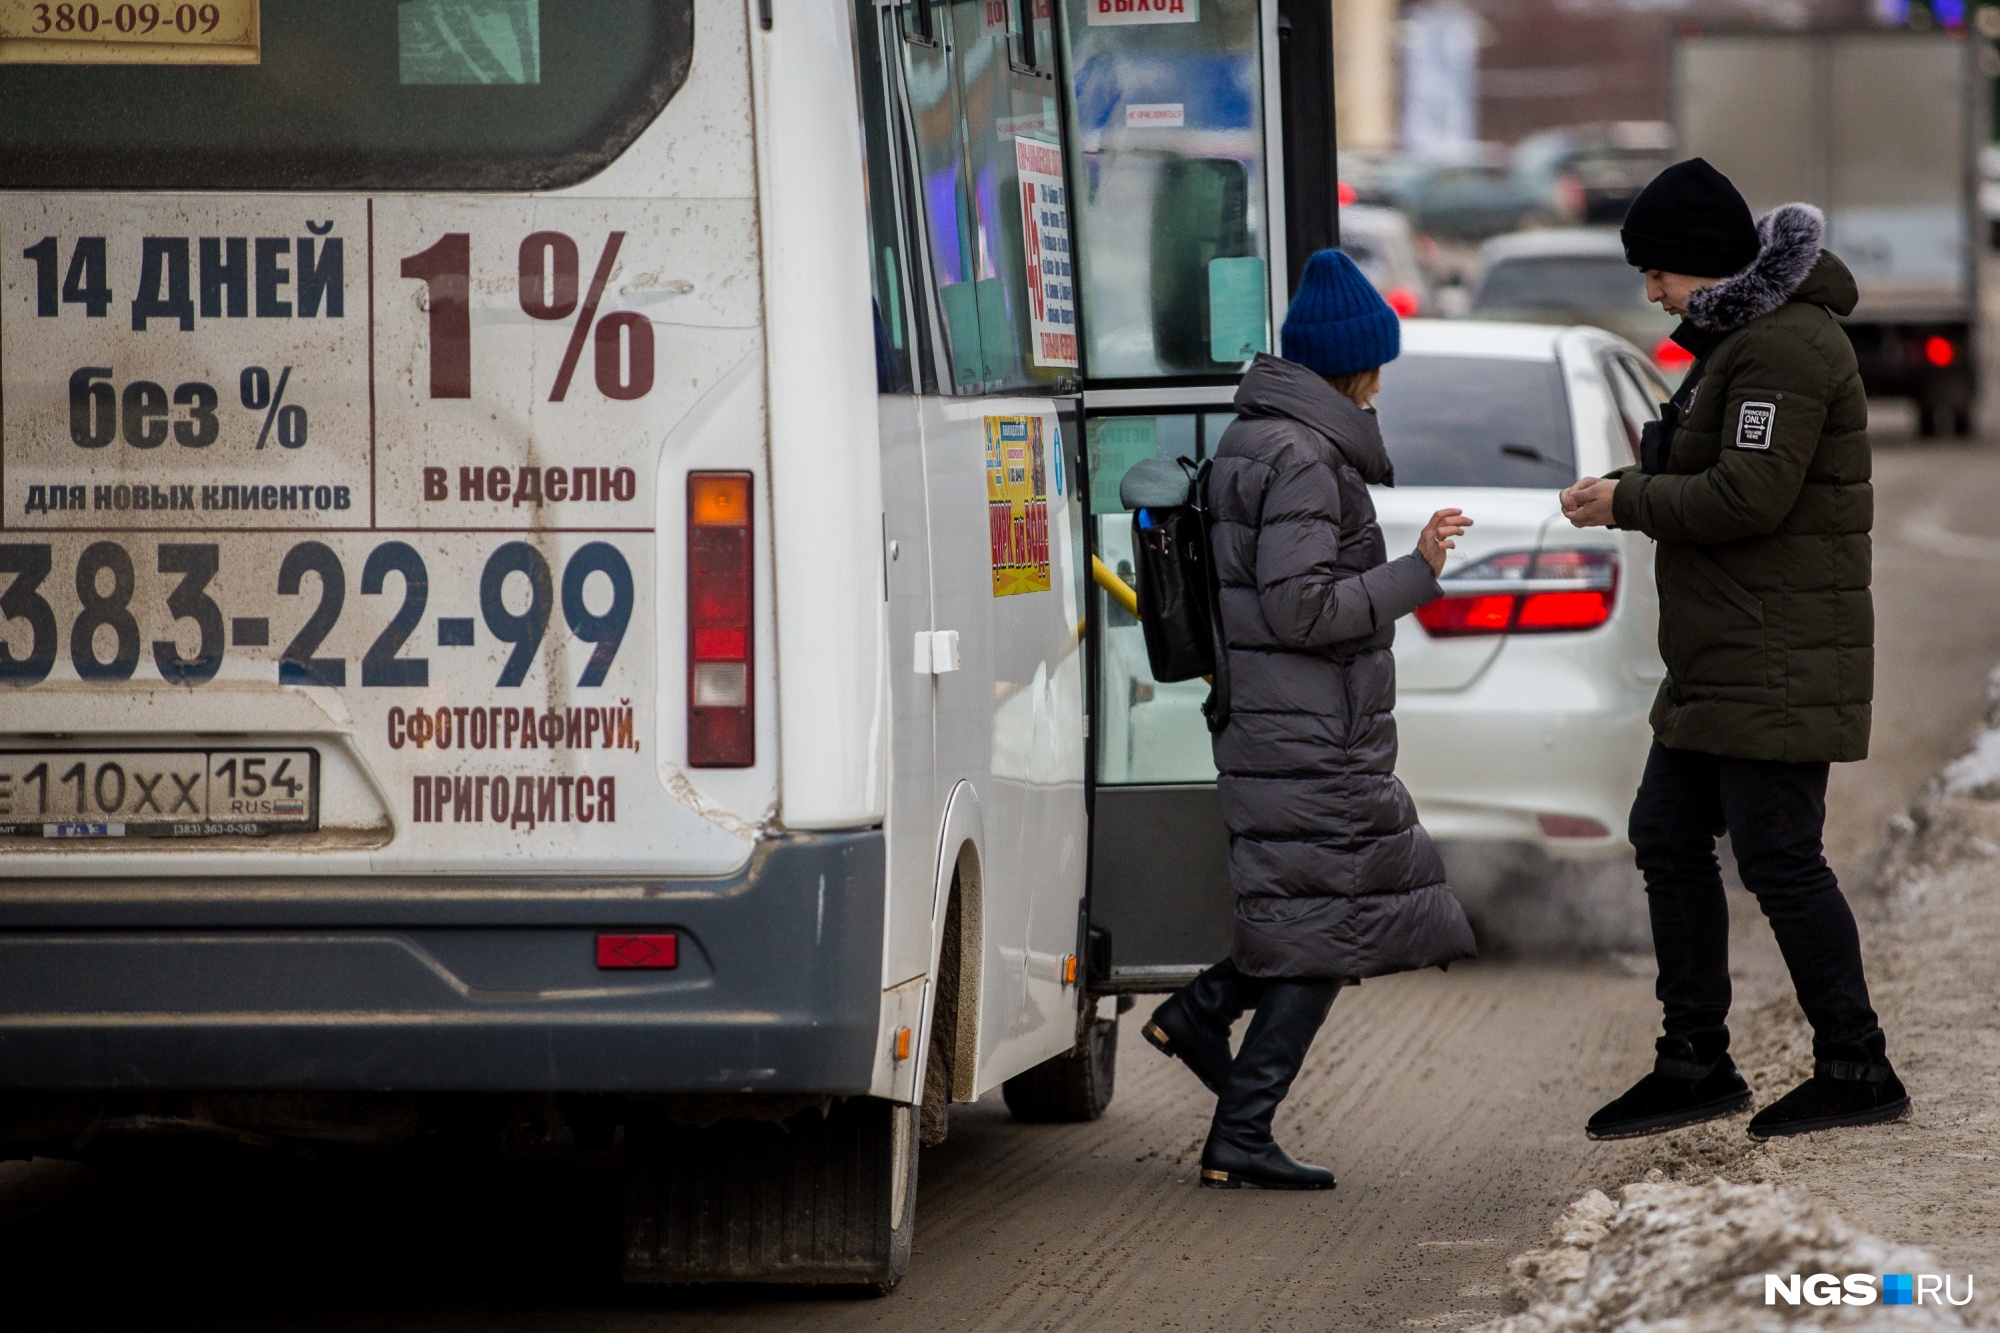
[0,0,1340,1288]
[1674,27,1982,436]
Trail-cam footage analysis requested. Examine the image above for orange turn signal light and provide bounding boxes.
[894,1026,912,1062]
[690,472,751,527]
[1061,954,1078,986]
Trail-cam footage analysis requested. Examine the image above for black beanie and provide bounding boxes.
[1620,158,1759,278]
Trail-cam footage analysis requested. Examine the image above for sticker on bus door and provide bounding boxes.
[986,416,1050,597]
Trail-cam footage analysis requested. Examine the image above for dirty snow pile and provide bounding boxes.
[1472,1178,1992,1332]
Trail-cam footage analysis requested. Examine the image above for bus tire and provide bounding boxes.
[622,1096,919,1291]
[1000,1015,1117,1122]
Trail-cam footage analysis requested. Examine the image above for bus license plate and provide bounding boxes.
[0,748,318,838]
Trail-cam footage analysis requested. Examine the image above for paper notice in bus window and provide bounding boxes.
[986,417,1052,598]
[399,0,540,86]
[1015,138,1078,371]
[0,0,259,63]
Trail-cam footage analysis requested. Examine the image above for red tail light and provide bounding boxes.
[1337,180,1358,206]
[688,472,754,767]
[1385,286,1420,318]
[1925,335,1955,368]
[1415,549,1618,638]
[1652,337,1695,371]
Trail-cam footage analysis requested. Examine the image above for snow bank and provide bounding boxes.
[1473,1178,1991,1332]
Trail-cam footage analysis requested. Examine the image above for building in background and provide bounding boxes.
[1401,3,1482,157]
[1334,0,1985,153]
[1336,0,1400,151]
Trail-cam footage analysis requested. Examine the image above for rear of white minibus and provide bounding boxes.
[0,0,910,1281]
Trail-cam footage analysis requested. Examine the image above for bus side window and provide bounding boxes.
[888,0,1073,395]
[857,0,922,394]
[894,0,989,391]
[944,0,1073,391]
[1009,0,1054,76]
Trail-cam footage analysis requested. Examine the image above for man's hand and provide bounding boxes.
[1418,508,1473,576]
[1562,477,1618,529]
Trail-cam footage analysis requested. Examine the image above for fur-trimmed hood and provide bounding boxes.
[1683,203,1854,332]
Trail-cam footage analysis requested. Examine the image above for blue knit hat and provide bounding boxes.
[1280,249,1400,377]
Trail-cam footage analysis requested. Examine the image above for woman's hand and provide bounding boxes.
[1561,477,1618,528]
[1418,508,1472,576]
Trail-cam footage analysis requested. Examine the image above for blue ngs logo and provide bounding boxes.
[1764,1272,1975,1306]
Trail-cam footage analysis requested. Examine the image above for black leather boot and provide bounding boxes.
[1587,1030,1751,1140]
[1145,958,1261,1095]
[1200,979,1338,1190]
[1748,1043,1909,1140]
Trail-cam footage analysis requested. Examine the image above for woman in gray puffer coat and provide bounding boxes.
[1144,250,1478,1190]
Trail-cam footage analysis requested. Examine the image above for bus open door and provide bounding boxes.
[1067,0,1338,995]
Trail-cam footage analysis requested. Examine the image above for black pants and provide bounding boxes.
[1629,742,1884,1063]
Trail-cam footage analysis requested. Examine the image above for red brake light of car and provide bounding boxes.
[688,471,754,767]
[1337,180,1358,206]
[1925,335,1955,368]
[1556,173,1586,218]
[1414,549,1618,638]
[1537,814,1611,839]
[1414,593,1516,636]
[1652,337,1695,371]
[1385,286,1420,318]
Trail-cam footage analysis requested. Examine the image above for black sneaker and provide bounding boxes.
[1748,1061,1909,1140]
[1587,1041,1752,1140]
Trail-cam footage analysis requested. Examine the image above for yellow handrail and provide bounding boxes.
[1091,554,1138,619]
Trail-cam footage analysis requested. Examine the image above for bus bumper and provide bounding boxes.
[0,831,885,1093]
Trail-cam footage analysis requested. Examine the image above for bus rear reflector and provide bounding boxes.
[597,934,678,969]
[688,472,753,767]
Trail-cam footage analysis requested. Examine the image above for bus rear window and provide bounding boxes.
[0,0,693,191]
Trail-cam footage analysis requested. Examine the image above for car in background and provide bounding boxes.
[1374,320,1667,853]
[1468,228,1687,381]
[1356,146,1579,241]
[1339,202,1434,316]
[1514,122,1673,226]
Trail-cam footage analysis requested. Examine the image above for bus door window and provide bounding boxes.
[1088,410,1232,785]
[1058,0,1273,380]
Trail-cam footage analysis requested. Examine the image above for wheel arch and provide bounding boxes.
[919,783,984,1126]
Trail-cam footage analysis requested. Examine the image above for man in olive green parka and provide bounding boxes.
[1562,158,1907,1142]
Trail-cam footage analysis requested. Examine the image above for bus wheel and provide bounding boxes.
[1001,1014,1118,1122]
[622,1096,920,1292]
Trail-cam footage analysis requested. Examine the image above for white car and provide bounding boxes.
[1375,319,1667,855]
[1092,319,1669,859]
